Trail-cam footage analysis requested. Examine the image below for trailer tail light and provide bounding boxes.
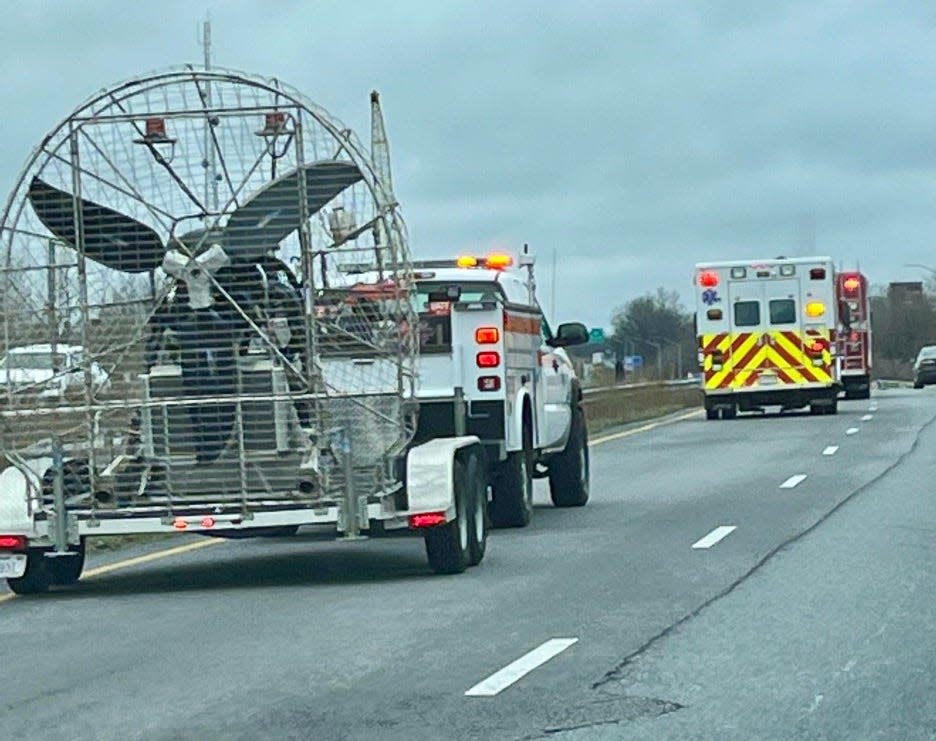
[475,327,500,344]
[478,375,501,392]
[409,512,447,528]
[0,535,27,551]
[200,517,216,529]
[477,351,500,368]
[172,518,188,530]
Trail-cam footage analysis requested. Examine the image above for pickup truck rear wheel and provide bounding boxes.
[490,424,534,528]
[6,549,52,595]
[425,459,471,574]
[548,406,590,507]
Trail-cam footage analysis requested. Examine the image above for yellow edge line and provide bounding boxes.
[1,537,223,605]
[590,408,702,447]
[1,407,701,605]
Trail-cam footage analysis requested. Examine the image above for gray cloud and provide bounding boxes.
[2,0,936,327]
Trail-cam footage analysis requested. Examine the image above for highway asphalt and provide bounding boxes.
[1,389,934,740]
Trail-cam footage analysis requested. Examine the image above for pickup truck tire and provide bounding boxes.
[490,424,534,528]
[548,406,590,507]
[465,450,488,566]
[49,540,86,586]
[6,549,52,595]
[425,459,471,574]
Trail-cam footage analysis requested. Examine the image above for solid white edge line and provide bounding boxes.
[861,414,873,421]
[846,428,859,435]
[691,525,737,549]
[822,446,839,456]
[780,474,808,489]
[465,638,578,697]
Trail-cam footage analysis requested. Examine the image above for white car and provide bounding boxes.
[0,344,110,399]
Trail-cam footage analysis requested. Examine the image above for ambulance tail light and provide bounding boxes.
[0,535,27,551]
[475,327,500,344]
[810,267,827,280]
[476,351,500,368]
[478,376,501,392]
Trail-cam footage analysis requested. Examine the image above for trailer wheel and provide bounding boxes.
[49,540,86,586]
[465,450,488,566]
[705,408,719,420]
[549,407,590,508]
[6,549,52,595]
[425,460,471,574]
[490,423,534,528]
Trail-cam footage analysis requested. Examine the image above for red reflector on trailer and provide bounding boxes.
[475,327,500,344]
[477,351,500,367]
[409,512,447,528]
[0,535,27,550]
[200,517,216,529]
[478,375,502,391]
[172,518,188,530]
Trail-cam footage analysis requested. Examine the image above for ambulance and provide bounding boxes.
[694,256,839,419]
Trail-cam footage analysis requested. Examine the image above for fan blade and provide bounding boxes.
[28,178,165,273]
[222,160,364,262]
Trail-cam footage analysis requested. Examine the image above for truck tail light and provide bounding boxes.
[0,535,27,551]
[475,327,500,344]
[807,339,828,355]
[409,512,447,528]
[478,375,501,392]
[477,351,500,368]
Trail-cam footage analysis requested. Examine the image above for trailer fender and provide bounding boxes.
[406,436,481,518]
[0,457,49,533]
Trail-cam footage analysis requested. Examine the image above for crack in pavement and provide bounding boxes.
[589,405,936,692]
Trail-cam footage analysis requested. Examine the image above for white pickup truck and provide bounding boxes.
[392,250,591,527]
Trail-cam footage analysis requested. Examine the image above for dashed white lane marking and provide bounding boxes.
[861,414,873,421]
[822,446,839,456]
[465,638,578,697]
[780,474,808,489]
[846,428,859,435]
[868,405,878,412]
[691,525,737,549]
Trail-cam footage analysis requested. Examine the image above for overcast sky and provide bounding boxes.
[2,0,936,329]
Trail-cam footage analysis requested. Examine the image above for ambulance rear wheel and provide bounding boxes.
[490,424,534,528]
[549,407,590,508]
[720,405,737,420]
[425,459,471,574]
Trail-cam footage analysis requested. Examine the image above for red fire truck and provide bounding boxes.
[835,271,872,399]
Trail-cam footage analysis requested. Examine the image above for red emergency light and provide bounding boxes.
[842,276,861,295]
[699,271,719,288]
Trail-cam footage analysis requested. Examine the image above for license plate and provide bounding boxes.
[0,554,27,579]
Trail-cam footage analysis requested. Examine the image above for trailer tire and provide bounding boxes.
[490,423,534,528]
[49,540,86,586]
[548,407,590,508]
[425,460,471,575]
[705,408,719,420]
[465,450,488,566]
[6,549,52,595]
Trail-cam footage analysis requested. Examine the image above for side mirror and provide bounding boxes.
[549,321,589,347]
